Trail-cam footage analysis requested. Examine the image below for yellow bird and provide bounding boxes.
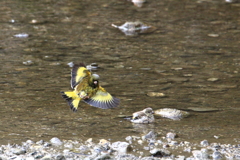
[61,63,120,112]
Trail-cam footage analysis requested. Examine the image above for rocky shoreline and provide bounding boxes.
[0,131,239,160]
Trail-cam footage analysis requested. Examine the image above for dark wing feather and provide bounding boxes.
[83,89,120,109]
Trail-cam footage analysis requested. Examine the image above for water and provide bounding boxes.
[0,0,239,146]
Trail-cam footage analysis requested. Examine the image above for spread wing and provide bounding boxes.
[71,64,91,89]
[83,87,120,109]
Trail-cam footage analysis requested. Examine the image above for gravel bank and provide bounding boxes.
[0,131,239,160]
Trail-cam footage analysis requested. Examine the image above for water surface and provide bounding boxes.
[0,0,239,147]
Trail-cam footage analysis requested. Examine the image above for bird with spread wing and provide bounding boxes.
[61,63,120,112]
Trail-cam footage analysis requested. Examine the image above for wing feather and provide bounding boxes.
[71,64,90,89]
[83,89,120,109]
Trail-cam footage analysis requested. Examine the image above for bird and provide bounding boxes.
[61,63,120,112]
[131,108,155,124]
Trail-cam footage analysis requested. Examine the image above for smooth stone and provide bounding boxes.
[212,151,223,159]
[200,140,209,146]
[142,131,156,141]
[166,132,177,139]
[111,141,130,154]
[50,137,63,146]
[12,148,26,155]
[147,92,166,97]
[187,107,220,112]
[207,78,219,82]
[208,33,219,37]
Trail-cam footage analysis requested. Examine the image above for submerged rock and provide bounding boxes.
[147,92,166,97]
[187,107,220,112]
[14,33,29,38]
[154,108,190,120]
[131,0,146,7]
[131,108,155,124]
[112,21,156,36]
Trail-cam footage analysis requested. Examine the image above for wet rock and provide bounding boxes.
[12,148,26,155]
[125,136,132,143]
[168,141,178,146]
[175,155,185,160]
[208,33,219,37]
[23,60,34,66]
[14,33,29,38]
[141,157,160,160]
[207,78,219,82]
[150,148,171,157]
[212,151,223,159]
[147,92,166,97]
[142,131,157,141]
[116,154,138,160]
[187,107,220,112]
[50,137,62,146]
[154,108,190,120]
[111,141,130,154]
[41,155,52,160]
[166,132,177,140]
[131,108,155,124]
[131,0,146,7]
[111,21,156,36]
[200,140,209,147]
[192,149,209,159]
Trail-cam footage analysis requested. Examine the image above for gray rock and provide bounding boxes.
[212,151,223,159]
[200,140,209,147]
[12,148,26,155]
[41,155,53,160]
[150,148,171,157]
[166,132,177,139]
[111,141,130,154]
[192,149,209,159]
[142,131,156,141]
[50,137,63,146]
[175,155,185,160]
[116,154,138,160]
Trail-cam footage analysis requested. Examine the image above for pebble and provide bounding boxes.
[50,137,63,146]
[12,148,26,155]
[142,131,156,141]
[207,78,219,82]
[111,21,156,36]
[111,141,130,154]
[23,60,34,65]
[200,140,209,147]
[147,92,166,97]
[131,0,146,7]
[212,151,223,159]
[14,33,29,38]
[0,136,239,160]
[208,33,219,37]
[166,132,177,140]
[125,136,132,142]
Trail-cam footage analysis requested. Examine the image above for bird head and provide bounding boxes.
[90,74,100,88]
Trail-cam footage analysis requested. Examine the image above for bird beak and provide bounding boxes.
[93,81,98,85]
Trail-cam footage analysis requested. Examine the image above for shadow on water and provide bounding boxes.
[0,0,240,146]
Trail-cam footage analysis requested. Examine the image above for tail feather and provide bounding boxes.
[61,91,81,112]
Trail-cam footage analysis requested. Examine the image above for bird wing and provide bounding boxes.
[71,64,91,89]
[83,87,120,109]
